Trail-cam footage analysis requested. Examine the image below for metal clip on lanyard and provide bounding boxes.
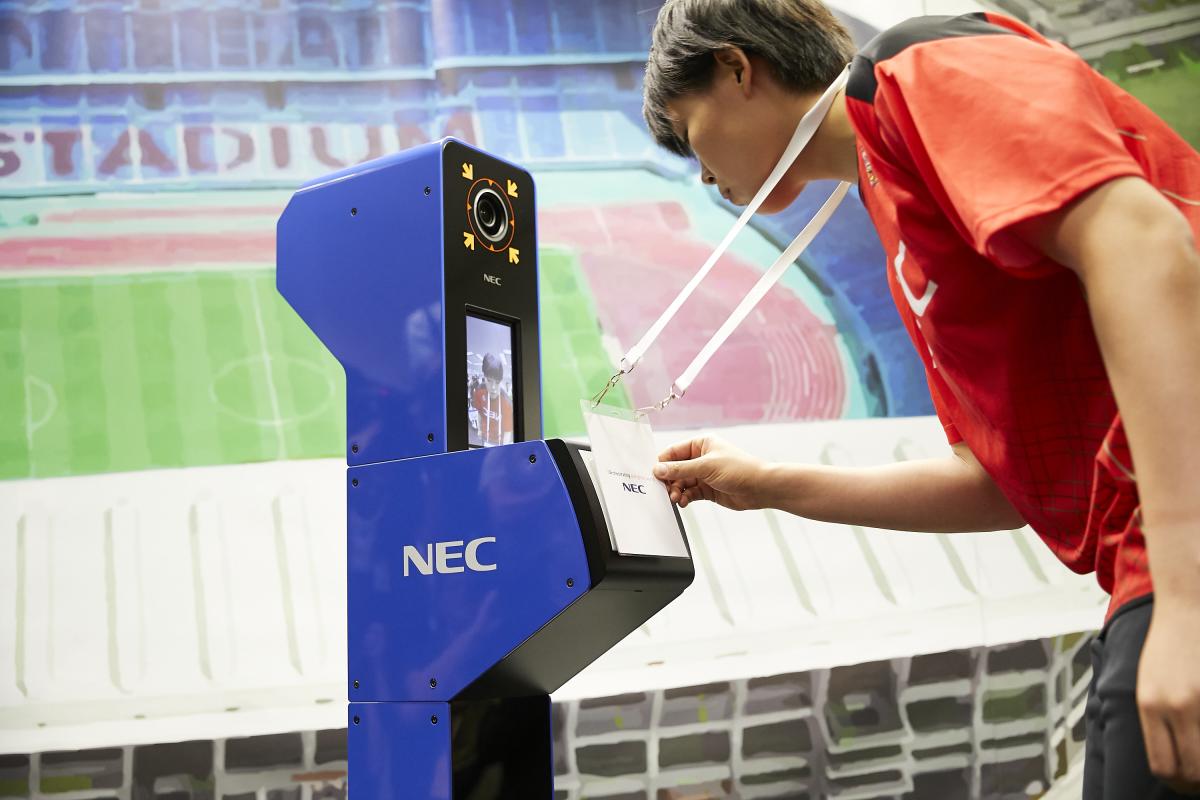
[589,370,625,408]
[589,65,852,416]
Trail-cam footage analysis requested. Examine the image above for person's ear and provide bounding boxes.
[714,47,754,97]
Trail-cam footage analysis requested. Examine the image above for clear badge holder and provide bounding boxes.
[580,400,689,558]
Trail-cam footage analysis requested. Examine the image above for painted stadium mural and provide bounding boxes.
[0,0,1197,798]
[2,0,1198,480]
[0,0,926,484]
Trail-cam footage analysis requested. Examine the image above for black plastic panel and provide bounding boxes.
[440,139,541,453]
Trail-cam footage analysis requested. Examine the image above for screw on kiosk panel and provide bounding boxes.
[353,716,360,725]
[351,478,358,487]
[529,454,536,464]
[427,433,435,442]
[350,207,357,216]
[566,578,574,588]
[430,678,437,688]
[431,715,439,725]
[424,186,431,196]
[351,443,359,453]
[353,680,360,689]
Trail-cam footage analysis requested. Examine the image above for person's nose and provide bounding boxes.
[700,164,717,187]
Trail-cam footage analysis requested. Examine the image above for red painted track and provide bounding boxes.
[42,206,286,224]
[0,230,277,268]
[539,202,846,427]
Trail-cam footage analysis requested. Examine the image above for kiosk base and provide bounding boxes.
[349,696,553,799]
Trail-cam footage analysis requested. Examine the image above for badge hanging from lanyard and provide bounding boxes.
[581,400,689,558]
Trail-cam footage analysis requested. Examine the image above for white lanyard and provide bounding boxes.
[669,180,848,403]
[592,66,851,413]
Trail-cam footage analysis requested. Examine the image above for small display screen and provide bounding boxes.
[466,314,516,448]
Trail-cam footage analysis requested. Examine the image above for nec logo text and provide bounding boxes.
[622,482,647,494]
[483,273,502,286]
[403,537,497,576]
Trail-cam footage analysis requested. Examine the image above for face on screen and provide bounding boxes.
[466,315,515,448]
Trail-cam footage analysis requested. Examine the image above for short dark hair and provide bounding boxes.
[482,352,505,381]
[643,0,856,158]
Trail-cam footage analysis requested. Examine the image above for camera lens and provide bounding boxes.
[471,187,509,244]
[478,198,496,227]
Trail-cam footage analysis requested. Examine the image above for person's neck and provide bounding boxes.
[789,90,860,185]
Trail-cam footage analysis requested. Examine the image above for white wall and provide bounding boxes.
[0,416,1105,754]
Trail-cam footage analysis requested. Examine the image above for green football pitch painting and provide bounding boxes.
[0,248,627,481]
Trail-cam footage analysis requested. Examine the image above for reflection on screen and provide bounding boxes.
[466,315,515,448]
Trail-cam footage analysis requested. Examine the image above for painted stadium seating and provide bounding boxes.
[732,182,936,418]
[0,0,662,77]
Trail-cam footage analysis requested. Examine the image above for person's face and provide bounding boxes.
[666,50,811,215]
[486,375,501,394]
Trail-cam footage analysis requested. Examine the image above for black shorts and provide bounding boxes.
[1083,594,1193,799]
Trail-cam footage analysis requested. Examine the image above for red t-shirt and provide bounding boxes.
[472,387,513,446]
[844,12,1200,620]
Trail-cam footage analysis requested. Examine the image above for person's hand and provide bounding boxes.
[1137,602,1200,793]
[652,435,769,512]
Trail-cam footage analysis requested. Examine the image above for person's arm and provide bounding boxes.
[1014,175,1200,789]
[655,436,1025,532]
[762,440,1024,532]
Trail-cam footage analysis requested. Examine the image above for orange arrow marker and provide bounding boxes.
[508,247,519,265]
[462,163,474,180]
[506,179,518,198]
[463,232,475,251]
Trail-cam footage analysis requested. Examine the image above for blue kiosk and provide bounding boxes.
[277,138,695,798]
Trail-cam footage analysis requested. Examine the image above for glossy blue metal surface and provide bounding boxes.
[348,441,590,702]
[277,140,446,466]
[348,702,450,800]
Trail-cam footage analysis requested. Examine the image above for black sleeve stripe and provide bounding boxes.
[847,12,1018,104]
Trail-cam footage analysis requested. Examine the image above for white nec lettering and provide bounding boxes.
[893,241,938,317]
[622,482,647,494]
[403,537,498,576]
[483,273,502,286]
